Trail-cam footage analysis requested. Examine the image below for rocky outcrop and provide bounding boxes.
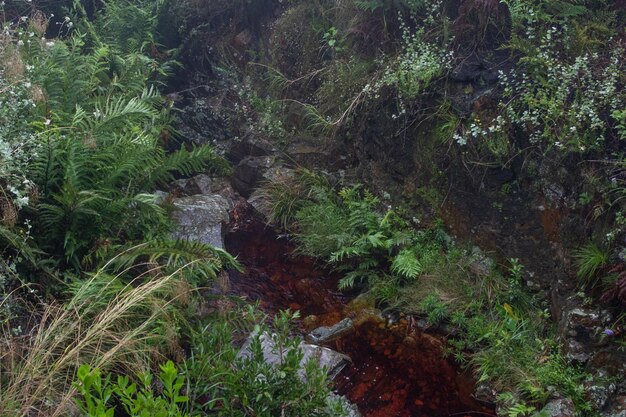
[170,174,239,202]
[557,297,613,363]
[232,155,275,198]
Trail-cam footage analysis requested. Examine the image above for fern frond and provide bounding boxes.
[0,224,40,265]
[150,145,231,185]
[105,240,242,283]
[391,249,422,279]
[330,245,365,263]
[338,270,378,290]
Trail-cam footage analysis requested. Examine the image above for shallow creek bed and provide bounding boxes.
[224,202,495,417]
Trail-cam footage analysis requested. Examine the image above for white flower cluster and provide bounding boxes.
[0,75,39,209]
[361,1,453,104]
[455,23,624,153]
[376,5,452,101]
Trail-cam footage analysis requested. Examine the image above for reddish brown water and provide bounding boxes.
[225,202,495,417]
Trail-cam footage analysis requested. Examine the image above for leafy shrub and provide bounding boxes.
[183,309,347,417]
[294,185,422,289]
[376,7,453,100]
[74,361,189,417]
[0,6,229,272]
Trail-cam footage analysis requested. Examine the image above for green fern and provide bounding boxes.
[100,240,241,285]
[390,249,421,279]
[151,145,231,184]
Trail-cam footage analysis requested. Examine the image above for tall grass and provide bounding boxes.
[0,262,190,417]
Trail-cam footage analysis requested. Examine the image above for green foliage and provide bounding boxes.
[103,239,241,286]
[182,308,346,417]
[496,393,536,417]
[30,129,226,269]
[0,4,339,417]
[353,0,425,13]
[322,26,343,52]
[377,19,452,100]
[0,264,189,416]
[0,12,227,271]
[453,1,624,157]
[94,0,169,54]
[390,248,421,279]
[74,361,189,417]
[612,109,626,140]
[293,185,420,289]
[419,293,448,324]
[258,168,332,230]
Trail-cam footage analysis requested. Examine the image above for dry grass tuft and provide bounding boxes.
[0,263,190,417]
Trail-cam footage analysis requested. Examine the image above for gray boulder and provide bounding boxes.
[171,194,231,249]
[238,332,351,380]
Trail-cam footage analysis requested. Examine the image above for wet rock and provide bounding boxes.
[287,142,331,168]
[585,350,626,412]
[238,332,351,380]
[232,155,274,198]
[170,174,239,202]
[307,318,354,344]
[557,299,613,363]
[233,29,252,49]
[587,349,626,378]
[171,194,231,249]
[474,382,496,403]
[176,97,230,146]
[381,309,401,326]
[227,133,275,164]
[585,377,617,411]
[539,397,576,417]
[469,246,495,277]
[603,395,626,417]
[343,293,385,327]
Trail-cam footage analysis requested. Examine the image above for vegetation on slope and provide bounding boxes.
[172,0,626,414]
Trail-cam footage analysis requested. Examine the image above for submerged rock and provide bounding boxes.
[307,318,354,344]
[171,194,231,248]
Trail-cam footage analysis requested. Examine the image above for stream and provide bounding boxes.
[224,202,495,417]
